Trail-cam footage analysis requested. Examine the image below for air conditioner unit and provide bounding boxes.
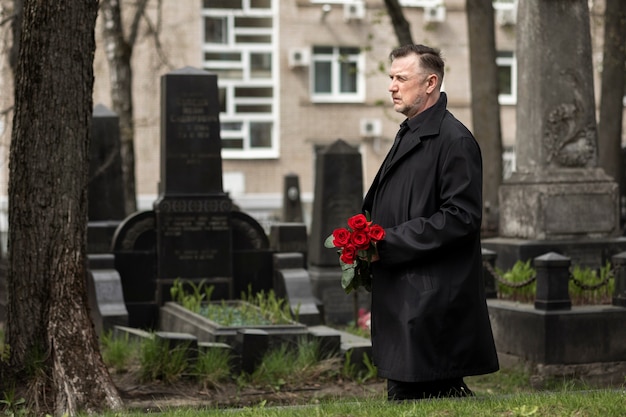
[288,48,310,68]
[344,1,365,22]
[424,5,446,23]
[360,118,382,138]
[496,8,516,26]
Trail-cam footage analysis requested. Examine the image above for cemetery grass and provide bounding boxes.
[97,330,626,415]
[101,389,626,417]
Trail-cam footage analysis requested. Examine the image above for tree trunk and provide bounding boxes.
[5,1,122,415]
[101,0,137,216]
[466,0,503,236]
[597,0,626,210]
[383,0,414,46]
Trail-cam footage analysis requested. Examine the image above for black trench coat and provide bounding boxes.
[362,93,499,382]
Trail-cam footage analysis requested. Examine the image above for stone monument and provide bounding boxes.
[308,139,370,324]
[483,0,626,270]
[282,173,304,223]
[154,67,234,303]
[88,104,126,254]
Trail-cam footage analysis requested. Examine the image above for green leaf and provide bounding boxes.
[341,267,355,291]
[340,260,354,271]
[324,234,336,248]
[364,210,371,221]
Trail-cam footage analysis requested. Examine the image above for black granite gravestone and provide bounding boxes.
[273,252,321,325]
[231,211,273,297]
[308,140,364,267]
[282,173,303,223]
[88,104,126,255]
[89,104,126,221]
[307,139,369,324]
[269,223,308,265]
[111,211,157,328]
[154,67,234,304]
[86,254,128,335]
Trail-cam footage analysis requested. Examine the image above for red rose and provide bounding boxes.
[340,244,357,264]
[368,224,385,241]
[347,213,368,230]
[332,228,351,247]
[350,229,370,250]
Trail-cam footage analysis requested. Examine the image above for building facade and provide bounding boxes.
[0,0,622,234]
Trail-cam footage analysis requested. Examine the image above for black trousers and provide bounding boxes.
[387,378,474,401]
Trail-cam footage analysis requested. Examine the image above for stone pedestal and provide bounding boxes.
[488,300,626,386]
[154,195,234,302]
[499,170,619,240]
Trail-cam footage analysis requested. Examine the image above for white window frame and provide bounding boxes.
[496,51,517,105]
[310,46,365,103]
[492,0,516,9]
[201,0,279,159]
[398,0,444,7]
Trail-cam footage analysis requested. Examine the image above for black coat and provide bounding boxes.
[362,93,499,382]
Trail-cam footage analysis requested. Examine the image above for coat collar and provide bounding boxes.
[363,92,448,212]
[405,91,447,138]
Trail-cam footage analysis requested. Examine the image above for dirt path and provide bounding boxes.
[114,374,386,412]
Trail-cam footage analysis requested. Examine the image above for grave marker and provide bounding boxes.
[154,67,234,303]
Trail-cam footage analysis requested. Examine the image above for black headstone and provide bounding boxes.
[282,173,303,223]
[269,223,308,265]
[89,104,126,221]
[111,210,158,329]
[159,67,224,195]
[308,140,364,267]
[307,139,367,324]
[86,254,129,336]
[154,67,234,303]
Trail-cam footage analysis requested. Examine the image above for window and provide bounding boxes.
[202,0,278,159]
[496,51,517,105]
[311,46,365,103]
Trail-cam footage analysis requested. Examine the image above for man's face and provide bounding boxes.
[388,54,432,119]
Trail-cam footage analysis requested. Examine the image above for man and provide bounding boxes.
[362,44,499,401]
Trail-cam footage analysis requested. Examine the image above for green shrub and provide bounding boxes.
[496,260,615,305]
[569,262,614,305]
[496,259,537,303]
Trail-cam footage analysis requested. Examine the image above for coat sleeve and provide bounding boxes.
[376,135,483,265]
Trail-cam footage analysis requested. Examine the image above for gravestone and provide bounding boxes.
[231,211,273,297]
[282,173,303,223]
[273,252,321,325]
[269,222,308,265]
[483,0,626,270]
[89,104,126,221]
[111,210,158,329]
[308,139,370,324]
[86,254,128,336]
[88,104,126,254]
[154,67,234,303]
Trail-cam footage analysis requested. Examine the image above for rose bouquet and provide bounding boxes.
[324,212,385,294]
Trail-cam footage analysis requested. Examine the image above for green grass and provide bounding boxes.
[94,389,626,417]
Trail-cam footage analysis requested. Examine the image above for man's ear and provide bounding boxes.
[426,74,438,94]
